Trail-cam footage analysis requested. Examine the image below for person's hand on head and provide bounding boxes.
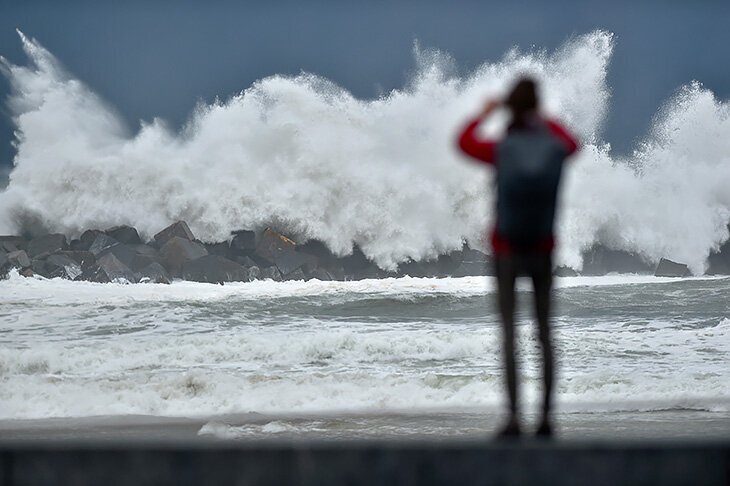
[480,99,501,119]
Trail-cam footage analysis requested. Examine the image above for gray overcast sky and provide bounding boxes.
[1,0,729,169]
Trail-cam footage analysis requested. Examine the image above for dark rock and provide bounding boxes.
[581,246,652,275]
[0,235,26,252]
[69,239,84,251]
[300,252,319,272]
[204,242,234,260]
[275,251,311,276]
[129,254,160,273]
[451,246,494,277]
[452,260,490,277]
[308,268,333,281]
[77,230,105,251]
[255,228,296,264]
[447,249,464,262]
[181,255,249,283]
[45,254,83,280]
[397,259,447,278]
[88,234,138,269]
[260,266,282,281]
[28,251,53,261]
[205,241,229,254]
[340,246,371,274]
[236,255,259,268]
[128,244,159,257]
[326,265,346,281]
[20,268,35,278]
[7,250,31,269]
[31,259,49,277]
[0,252,9,278]
[57,251,96,274]
[358,267,390,280]
[94,253,138,283]
[339,246,388,280]
[436,253,463,276]
[136,262,171,284]
[154,221,195,248]
[297,240,334,259]
[398,260,429,277]
[461,247,490,263]
[284,268,306,281]
[159,236,208,277]
[553,266,578,277]
[343,266,391,280]
[125,245,162,274]
[2,242,18,253]
[483,264,497,277]
[425,260,447,277]
[105,225,142,245]
[707,238,730,275]
[245,253,275,268]
[359,267,393,280]
[247,265,261,281]
[27,234,68,258]
[655,258,691,277]
[231,230,256,253]
[88,234,119,257]
[81,265,109,283]
[97,243,137,268]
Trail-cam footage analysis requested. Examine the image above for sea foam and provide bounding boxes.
[1,273,728,419]
[0,30,728,273]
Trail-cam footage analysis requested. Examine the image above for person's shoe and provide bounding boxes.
[535,419,553,438]
[495,418,521,440]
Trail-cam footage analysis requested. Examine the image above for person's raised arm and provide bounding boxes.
[457,100,500,164]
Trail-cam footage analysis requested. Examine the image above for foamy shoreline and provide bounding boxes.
[3,270,728,304]
[1,408,729,441]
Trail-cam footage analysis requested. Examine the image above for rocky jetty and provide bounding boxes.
[1,222,728,283]
[0,222,476,283]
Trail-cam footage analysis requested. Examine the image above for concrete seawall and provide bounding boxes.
[1,440,728,485]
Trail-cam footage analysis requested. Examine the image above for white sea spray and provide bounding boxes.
[0,30,728,273]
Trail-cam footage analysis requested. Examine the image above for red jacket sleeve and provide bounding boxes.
[457,119,497,164]
[545,119,579,156]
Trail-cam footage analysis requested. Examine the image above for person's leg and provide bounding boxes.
[530,253,554,435]
[496,255,520,434]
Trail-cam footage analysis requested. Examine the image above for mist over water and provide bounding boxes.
[0,30,728,273]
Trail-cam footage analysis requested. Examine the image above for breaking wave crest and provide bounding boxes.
[0,30,728,272]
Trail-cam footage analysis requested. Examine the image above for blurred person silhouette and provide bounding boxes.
[457,78,578,438]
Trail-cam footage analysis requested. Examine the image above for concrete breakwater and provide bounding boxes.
[0,439,728,486]
[1,221,728,283]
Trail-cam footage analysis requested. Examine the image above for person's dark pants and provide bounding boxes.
[495,252,554,419]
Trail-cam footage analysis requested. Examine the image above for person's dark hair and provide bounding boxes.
[505,78,538,127]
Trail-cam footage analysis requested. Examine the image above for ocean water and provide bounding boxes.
[1,272,728,438]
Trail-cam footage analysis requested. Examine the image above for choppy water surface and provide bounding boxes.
[1,273,728,433]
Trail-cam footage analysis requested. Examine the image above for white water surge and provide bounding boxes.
[1,272,728,420]
[0,30,729,273]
